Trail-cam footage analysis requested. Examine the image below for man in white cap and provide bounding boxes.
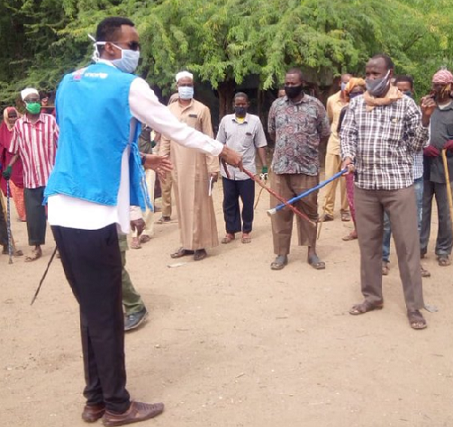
[160,71,220,261]
[3,87,59,261]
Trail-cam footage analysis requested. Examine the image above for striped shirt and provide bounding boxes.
[340,96,428,190]
[10,113,59,189]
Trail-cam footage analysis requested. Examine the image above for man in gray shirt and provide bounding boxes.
[216,92,267,244]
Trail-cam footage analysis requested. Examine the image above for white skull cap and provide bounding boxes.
[175,71,193,82]
[21,88,39,101]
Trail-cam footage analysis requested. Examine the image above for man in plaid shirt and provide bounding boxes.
[341,54,436,330]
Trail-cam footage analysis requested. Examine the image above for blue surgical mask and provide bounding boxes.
[178,86,194,100]
[110,43,140,74]
[341,82,347,91]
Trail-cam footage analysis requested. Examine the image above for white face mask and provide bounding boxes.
[178,86,194,100]
[88,35,140,74]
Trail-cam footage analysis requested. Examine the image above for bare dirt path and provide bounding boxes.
[2,177,453,427]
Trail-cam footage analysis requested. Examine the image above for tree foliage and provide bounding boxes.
[0,0,452,110]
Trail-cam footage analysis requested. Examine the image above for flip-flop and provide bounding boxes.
[25,249,42,262]
[308,254,325,270]
[221,234,235,244]
[241,233,251,244]
[270,255,288,270]
[407,310,427,330]
[437,255,451,266]
[349,300,384,315]
[171,248,195,258]
[342,232,357,241]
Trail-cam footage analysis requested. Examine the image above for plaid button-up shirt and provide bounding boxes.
[340,96,428,190]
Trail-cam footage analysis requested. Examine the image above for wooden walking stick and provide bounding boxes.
[441,149,453,229]
[0,183,22,261]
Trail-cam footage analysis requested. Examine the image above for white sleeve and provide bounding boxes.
[129,78,223,156]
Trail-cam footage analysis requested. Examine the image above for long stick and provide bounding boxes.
[0,186,19,259]
[31,246,58,305]
[6,181,13,264]
[242,168,316,227]
[268,168,348,216]
[441,149,453,229]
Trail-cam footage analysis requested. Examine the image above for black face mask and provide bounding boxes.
[349,92,363,99]
[284,84,303,99]
[234,106,247,117]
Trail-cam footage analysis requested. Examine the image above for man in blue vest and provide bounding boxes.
[45,16,241,426]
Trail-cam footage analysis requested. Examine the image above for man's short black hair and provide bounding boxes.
[395,74,414,89]
[96,17,135,42]
[234,92,249,102]
[370,54,394,71]
[286,67,304,82]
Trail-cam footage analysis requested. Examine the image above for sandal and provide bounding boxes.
[130,237,141,250]
[341,212,351,222]
[382,261,390,276]
[139,235,152,244]
[25,247,42,262]
[437,255,451,266]
[308,254,325,270]
[171,248,194,258]
[270,255,288,270]
[342,230,357,241]
[156,216,171,224]
[320,214,333,222]
[407,309,427,330]
[194,249,207,261]
[241,233,252,244]
[349,300,384,315]
[221,233,235,244]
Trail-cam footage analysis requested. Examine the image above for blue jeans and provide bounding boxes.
[382,178,423,262]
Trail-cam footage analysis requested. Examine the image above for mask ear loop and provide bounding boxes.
[88,34,104,62]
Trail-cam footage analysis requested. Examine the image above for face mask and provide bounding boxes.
[284,85,303,99]
[366,70,391,97]
[178,86,194,100]
[110,44,140,74]
[234,106,247,117]
[341,82,347,91]
[25,102,41,115]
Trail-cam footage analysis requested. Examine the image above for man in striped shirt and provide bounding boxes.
[3,88,59,261]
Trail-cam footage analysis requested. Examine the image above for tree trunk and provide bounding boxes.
[217,80,236,121]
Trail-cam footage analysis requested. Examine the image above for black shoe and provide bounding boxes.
[124,308,148,332]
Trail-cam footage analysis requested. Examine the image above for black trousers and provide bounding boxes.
[51,224,130,413]
[24,187,47,246]
[222,177,255,234]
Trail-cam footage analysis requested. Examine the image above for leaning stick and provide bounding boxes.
[441,149,453,229]
[267,168,348,217]
[242,168,316,227]
[0,184,19,261]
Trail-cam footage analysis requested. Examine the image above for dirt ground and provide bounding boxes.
[2,175,453,427]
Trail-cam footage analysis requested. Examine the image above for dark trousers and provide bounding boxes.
[355,186,424,311]
[24,187,47,246]
[51,224,130,413]
[222,177,255,234]
[420,180,453,256]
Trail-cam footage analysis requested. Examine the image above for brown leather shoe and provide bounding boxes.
[82,403,105,423]
[102,401,164,426]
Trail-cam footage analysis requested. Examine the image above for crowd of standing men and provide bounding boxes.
[0,14,452,426]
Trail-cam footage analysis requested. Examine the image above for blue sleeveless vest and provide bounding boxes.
[45,62,149,210]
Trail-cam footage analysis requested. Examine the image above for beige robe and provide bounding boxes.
[160,99,219,250]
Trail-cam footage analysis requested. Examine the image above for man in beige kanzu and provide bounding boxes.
[321,73,352,223]
[160,71,219,261]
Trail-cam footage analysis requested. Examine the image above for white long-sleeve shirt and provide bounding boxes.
[48,62,224,233]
